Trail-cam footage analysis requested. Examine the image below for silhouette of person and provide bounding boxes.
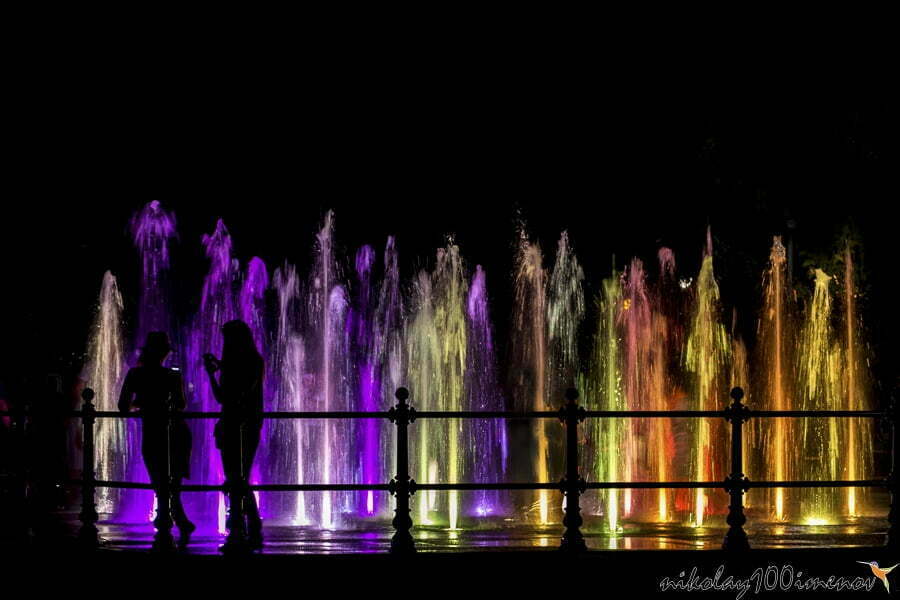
[204,320,264,550]
[118,332,195,543]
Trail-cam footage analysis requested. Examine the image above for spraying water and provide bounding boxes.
[271,263,308,524]
[130,201,177,350]
[372,237,404,518]
[85,206,884,534]
[618,258,652,518]
[126,201,178,522]
[684,230,730,526]
[433,243,468,529]
[239,257,269,514]
[548,231,585,514]
[83,271,127,514]
[511,229,551,523]
[755,236,795,520]
[587,270,624,532]
[465,265,508,518]
[186,219,239,532]
[841,243,873,517]
[408,269,440,525]
[349,245,380,516]
[650,249,679,521]
[307,211,352,528]
[796,269,842,521]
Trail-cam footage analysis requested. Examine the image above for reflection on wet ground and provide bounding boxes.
[94,515,888,554]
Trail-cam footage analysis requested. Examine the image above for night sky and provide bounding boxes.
[1,86,894,405]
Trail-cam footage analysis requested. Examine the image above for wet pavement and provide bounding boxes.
[92,515,888,554]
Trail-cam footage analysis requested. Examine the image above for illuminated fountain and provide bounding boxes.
[349,245,380,517]
[408,267,440,525]
[270,263,307,524]
[349,238,404,519]
[407,240,469,529]
[586,270,624,532]
[796,268,842,521]
[405,242,509,528]
[82,271,127,514]
[433,243,468,529]
[465,265,508,519]
[373,237,405,517]
[306,210,352,528]
[650,249,680,521]
[185,219,239,532]
[239,256,269,514]
[750,237,874,524]
[510,227,552,523]
[840,242,873,517]
[82,203,883,541]
[131,201,178,352]
[619,258,652,519]
[754,236,796,521]
[125,201,179,522]
[548,230,586,501]
[585,251,682,531]
[683,229,730,527]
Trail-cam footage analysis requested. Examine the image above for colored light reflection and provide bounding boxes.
[85,204,876,537]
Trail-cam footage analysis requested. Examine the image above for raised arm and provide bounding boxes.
[117,370,134,413]
[204,354,224,405]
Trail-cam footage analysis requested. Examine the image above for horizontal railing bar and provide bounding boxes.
[0,411,394,419]
[1,409,888,419]
[63,478,890,492]
[5,409,890,420]
[79,480,393,492]
[179,411,393,419]
[584,480,890,489]
[585,481,723,489]
[584,410,887,418]
[748,410,885,418]
[414,411,559,419]
[247,484,393,492]
[746,479,889,489]
[414,483,561,491]
[88,480,154,490]
[122,411,391,419]
[583,410,724,418]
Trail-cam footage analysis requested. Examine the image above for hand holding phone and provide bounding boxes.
[203,353,220,374]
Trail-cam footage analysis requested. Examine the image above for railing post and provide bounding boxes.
[560,388,587,553]
[887,396,899,551]
[723,387,750,551]
[77,388,99,547]
[389,387,416,554]
[152,407,174,551]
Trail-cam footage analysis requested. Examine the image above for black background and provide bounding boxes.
[1,62,895,407]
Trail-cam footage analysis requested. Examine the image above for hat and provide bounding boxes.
[142,331,172,354]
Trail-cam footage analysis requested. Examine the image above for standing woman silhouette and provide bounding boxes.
[204,319,264,550]
[118,331,194,544]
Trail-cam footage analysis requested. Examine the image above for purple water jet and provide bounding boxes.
[465,265,508,517]
[185,219,239,532]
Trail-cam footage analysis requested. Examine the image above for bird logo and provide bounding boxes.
[857,561,898,593]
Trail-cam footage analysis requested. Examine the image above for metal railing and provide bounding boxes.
[1,386,897,553]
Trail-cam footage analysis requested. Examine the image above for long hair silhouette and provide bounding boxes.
[222,320,261,371]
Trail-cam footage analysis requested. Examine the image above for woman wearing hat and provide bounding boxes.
[118,331,194,544]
